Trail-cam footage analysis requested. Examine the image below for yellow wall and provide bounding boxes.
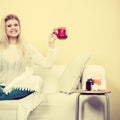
[0,0,120,119]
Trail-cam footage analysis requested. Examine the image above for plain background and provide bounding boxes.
[0,0,119,120]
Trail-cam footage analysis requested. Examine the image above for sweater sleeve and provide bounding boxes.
[28,45,58,68]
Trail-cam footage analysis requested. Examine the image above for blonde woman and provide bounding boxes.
[0,14,57,100]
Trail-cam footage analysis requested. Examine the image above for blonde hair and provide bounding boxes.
[0,14,25,57]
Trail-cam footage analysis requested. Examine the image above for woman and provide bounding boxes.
[0,14,57,100]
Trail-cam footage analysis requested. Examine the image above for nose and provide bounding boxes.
[11,25,16,29]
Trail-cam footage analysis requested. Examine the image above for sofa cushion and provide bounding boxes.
[28,93,78,120]
[34,65,65,93]
[58,54,91,94]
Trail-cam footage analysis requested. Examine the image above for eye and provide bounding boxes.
[7,24,12,27]
[14,23,19,27]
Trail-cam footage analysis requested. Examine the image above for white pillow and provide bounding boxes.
[34,65,65,93]
[58,54,91,94]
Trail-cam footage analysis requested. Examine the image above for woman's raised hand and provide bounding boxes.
[48,32,57,48]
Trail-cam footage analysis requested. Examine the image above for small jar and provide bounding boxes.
[86,78,94,91]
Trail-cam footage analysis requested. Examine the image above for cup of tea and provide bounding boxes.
[53,27,68,40]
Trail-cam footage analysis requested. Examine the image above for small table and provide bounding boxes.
[75,90,111,120]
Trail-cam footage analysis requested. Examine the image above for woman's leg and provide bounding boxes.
[0,88,34,100]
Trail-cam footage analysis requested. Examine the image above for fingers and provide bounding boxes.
[50,32,57,41]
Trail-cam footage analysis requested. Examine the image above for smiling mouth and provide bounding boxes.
[10,30,18,33]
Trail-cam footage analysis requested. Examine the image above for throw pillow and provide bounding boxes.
[58,53,91,94]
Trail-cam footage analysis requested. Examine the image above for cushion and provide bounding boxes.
[33,65,65,93]
[58,54,91,94]
[42,66,65,93]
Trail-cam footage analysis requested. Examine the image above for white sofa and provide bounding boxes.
[28,65,79,120]
[0,64,107,120]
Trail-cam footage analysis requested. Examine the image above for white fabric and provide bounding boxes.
[18,92,44,120]
[0,92,44,120]
[27,44,57,68]
[28,92,78,120]
[3,65,43,94]
[58,54,91,94]
[0,44,57,86]
[33,65,66,93]
[4,75,43,94]
[0,65,107,120]
[28,92,107,120]
[0,44,57,120]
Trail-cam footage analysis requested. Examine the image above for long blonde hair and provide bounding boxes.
[0,14,25,57]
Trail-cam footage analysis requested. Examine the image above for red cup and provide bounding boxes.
[53,27,68,40]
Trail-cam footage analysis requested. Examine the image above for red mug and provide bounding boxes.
[53,27,68,40]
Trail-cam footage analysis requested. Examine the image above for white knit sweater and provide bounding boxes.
[0,44,57,94]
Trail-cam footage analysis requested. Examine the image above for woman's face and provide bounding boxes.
[5,19,20,40]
